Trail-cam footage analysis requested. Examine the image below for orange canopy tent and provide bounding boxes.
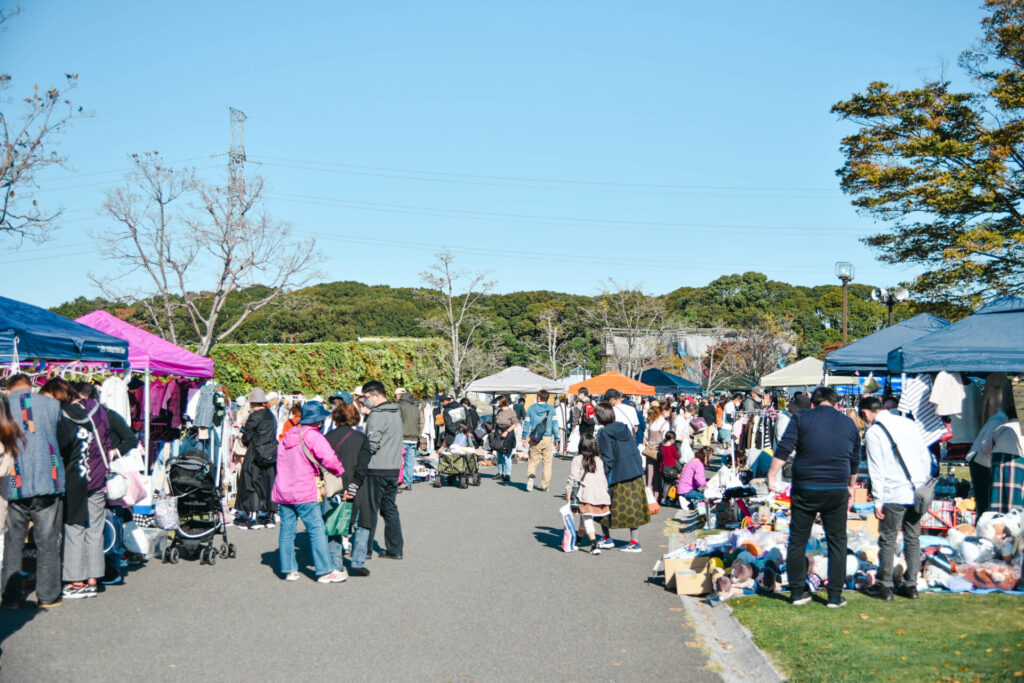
[568,371,655,396]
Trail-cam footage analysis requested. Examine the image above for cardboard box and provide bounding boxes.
[853,487,869,504]
[847,514,879,535]
[664,555,715,595]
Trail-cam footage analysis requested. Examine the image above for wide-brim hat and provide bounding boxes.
[249,387,268,403]
[299,401,331,425]
[331,390,353,404]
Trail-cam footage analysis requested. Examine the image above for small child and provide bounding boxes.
[564,435,611,555]
[659,431,680,505]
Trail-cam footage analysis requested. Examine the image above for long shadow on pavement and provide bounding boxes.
[533,525,564,551]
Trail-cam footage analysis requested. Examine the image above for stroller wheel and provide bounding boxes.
[207,549,216,566]
[199,548,208,565]
[227,543,236,558]
[161,548,171,564]
[168,547,180,564]
[472,473,481,487]
[219,543,229,559]
[459,476,469,489]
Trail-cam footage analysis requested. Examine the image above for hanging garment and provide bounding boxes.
[950,380,982,445]
[898,374,947,446]
[930,371,967,416]
[194,383,216,428]
[100,375,131,422]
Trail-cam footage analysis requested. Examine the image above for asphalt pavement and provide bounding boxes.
[0,456,718,682]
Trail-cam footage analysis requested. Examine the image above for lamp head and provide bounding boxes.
[871,287,886,302]
[835,261,854,281]
[893,286,910,302]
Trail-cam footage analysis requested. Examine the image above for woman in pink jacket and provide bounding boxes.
[272,402,347,583]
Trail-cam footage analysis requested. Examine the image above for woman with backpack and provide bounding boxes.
[237,388,278,530]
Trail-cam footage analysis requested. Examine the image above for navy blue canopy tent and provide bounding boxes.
[824,313,950,376]
[0,295,129,366]
[887,296,1024,374]
[636,368,702,394]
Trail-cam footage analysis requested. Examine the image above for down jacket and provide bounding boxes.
[272,425,344,505]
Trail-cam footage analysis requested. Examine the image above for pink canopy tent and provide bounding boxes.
[75,310,213,377]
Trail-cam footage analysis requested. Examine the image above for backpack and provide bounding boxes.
[530,406,552,443]
[578,401,596,427]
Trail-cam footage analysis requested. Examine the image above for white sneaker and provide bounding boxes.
[620,542,643,553]
[318,570,347,584]
[284,572,300,582]
[526,476,534,492]
[597,538,616,549]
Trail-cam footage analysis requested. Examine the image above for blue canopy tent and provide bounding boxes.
[636,368,702,395]
[824,313,950,376]
[0,295,129,366]
[887,296,1024,374]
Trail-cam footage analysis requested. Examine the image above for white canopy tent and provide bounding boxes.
[760,357,859,388]
[466,366,567,394]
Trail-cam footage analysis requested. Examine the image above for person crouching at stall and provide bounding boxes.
[272,401,347,584]
[237,389,279,530]
[51,379,112,600]
[678,446,712,509]
[564,434,611,554]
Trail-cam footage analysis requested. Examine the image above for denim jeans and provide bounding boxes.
[402,441,418,484]
[496,451,513,476]
[351,526,371,569]
[3,494,63,604]
[278,502,333,577]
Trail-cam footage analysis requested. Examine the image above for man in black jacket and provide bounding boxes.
[768,387,860,609]
[442,397,468,447]
[395,388,420,491]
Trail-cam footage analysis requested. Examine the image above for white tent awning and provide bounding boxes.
[466,366,567,394]
[760,357,859,388]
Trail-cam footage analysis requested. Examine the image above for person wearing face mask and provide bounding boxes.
[346,381,404,576]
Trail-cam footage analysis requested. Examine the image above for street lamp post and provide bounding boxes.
[872,285,910,326]
[835,262,855,345]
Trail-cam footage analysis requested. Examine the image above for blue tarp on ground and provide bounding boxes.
[636,368,702,394]
[0,296,129,365]
[887,296,1024,374]
[824,313,950,375]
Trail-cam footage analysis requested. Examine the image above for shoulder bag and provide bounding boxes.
[875,422,937,515]
[299,426,346,498]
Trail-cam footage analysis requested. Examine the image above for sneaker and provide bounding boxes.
[826,597,848,609]
[249,520,264,530]
[504,475,511,482]
[82,585,98,598]
[284,572,300,582]
[598,538,616,550]
[101,571,124,586]
[896,585,919,600]
[235,519,252,530]
[260,516,275,529]
[62,585,91,600]
[790,594,812,606]
[863,584,893,601]
[349,567,370,577]
[526,476,534,492]
[590,543,602,556]
[318,570,347,584]
[37,598,63,609]
[620,542,643,553]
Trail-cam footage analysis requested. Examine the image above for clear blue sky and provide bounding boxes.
[2,1,985,308]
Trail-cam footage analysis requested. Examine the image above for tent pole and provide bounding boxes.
[144,365,151,464]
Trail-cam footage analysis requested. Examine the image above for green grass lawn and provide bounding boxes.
[730,592,1024,682]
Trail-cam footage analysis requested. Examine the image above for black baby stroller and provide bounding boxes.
[161,449,235,565]
[433,445,481,489]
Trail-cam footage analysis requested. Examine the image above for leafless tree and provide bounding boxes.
[723,316,795,385]
[527,307,586,379]
[1,6,87,242]
[418,249,502,395]
[94,153,323,356]
[588,279,665,379]
[700,326,742,394]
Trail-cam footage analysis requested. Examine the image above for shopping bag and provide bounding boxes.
[559,504,578,553]
[110,456,147,506]
[153,494,179,530]
[567,427,580,454]
[645,486,661,516]
[324,500,353,537]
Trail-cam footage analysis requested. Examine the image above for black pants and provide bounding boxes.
[359,475,403,556]
[969,461,992,518]
[787,487,848,600]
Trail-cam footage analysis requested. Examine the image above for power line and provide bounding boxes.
[268,191,870,235]
[252,154,840,194]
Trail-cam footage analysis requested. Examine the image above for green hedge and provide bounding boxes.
[210,340,450,399]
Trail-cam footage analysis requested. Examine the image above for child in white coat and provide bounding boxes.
[565,435,612,555]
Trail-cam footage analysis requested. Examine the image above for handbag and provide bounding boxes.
[473,422,489,443]
[299,426,346,498]
[88,413,128,501]
[875,422,938,515]
[324,500,353,537]
[662,465,681,481]
[643,443,660,460]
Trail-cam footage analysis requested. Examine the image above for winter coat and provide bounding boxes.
[564,454,611,506]
[362,402,403,478]
[598,421,644,486]
[6,389,65,500]
[272,425,344,505]
[326,425,371,490]
[242,409,278,467]
[58,399,112,494]
[397,394,421,441]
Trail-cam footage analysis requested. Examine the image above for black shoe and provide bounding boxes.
[536,486,548,492]
[504,475,511,482]
[896,584,919,600]
[349,567,371,577]
[379,551,403,560]
[862,583,893,601]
